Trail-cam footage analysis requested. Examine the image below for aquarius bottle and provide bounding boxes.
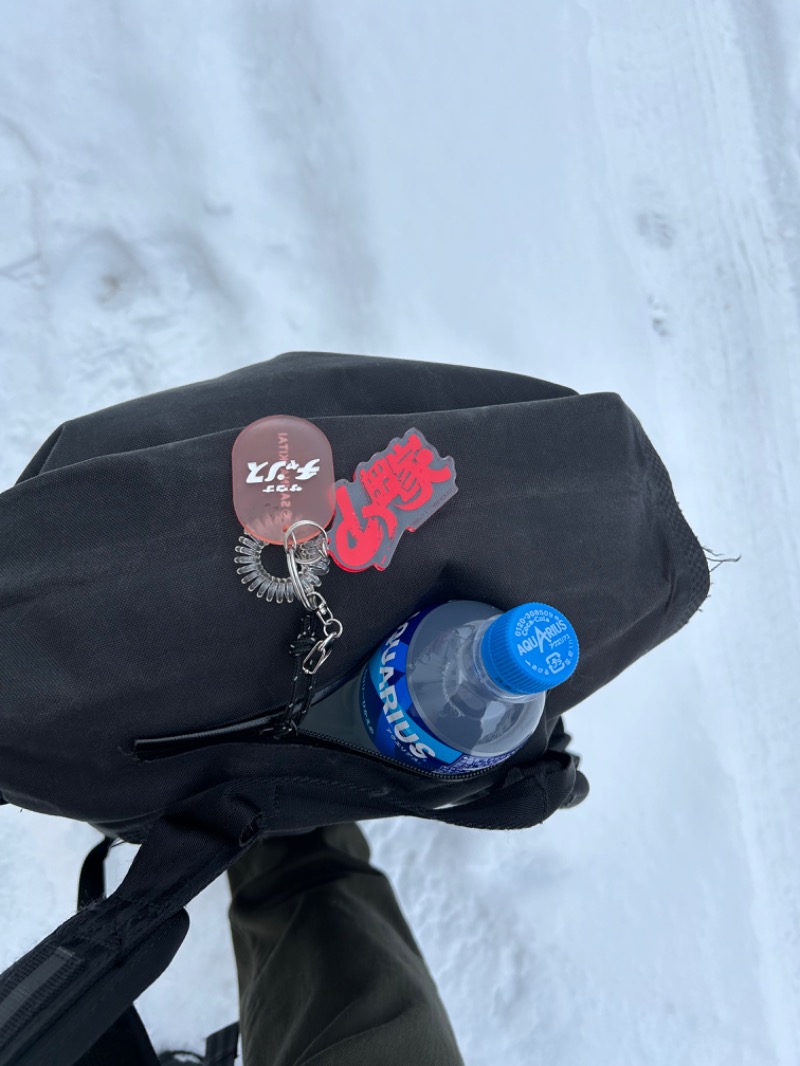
[299,599,579,775]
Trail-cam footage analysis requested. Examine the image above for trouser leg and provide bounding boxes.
[227,822,466,1066]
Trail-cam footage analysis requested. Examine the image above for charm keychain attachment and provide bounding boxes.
[231,414,344,736]
[282,519,343,675]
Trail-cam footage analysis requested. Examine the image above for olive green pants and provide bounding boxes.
[227,822,466,1066]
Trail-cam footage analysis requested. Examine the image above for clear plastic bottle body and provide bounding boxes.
[299,600,548,775]
[404,602,546,757]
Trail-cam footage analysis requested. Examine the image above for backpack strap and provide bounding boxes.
[0,901,189,1066]
[73,836,163,1066]
[72,836,240,1066]
[0,740,583,1066]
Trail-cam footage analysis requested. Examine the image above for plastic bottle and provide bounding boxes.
[298,599,579,776]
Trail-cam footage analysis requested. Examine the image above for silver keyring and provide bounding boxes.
[283,519,329,557]
[286,544,315,611]
[283,521,330,609]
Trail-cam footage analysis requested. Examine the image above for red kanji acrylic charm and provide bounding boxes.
[327,427,458,572]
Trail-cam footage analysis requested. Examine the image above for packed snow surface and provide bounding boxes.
[1,3,799,1063]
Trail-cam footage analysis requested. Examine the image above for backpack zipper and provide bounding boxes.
[292,727,497,782]
[131,710,292,760]
[131,714,496,782]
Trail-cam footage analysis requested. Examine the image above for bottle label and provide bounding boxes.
[358,607,516,774]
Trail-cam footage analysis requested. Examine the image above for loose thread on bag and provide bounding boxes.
[702,544,742,573]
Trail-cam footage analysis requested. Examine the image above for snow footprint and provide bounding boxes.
[52,230,229,333]
[50,230,148,323]
[635,207,677,249]
[631,176,678,338]
[138,232,228,315]
[632,175,678,251]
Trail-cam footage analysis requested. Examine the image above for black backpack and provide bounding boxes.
[0,351,710,1065]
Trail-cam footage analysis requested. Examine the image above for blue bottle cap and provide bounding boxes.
[480,602,579,695]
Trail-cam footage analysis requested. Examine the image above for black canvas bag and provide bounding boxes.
[0,351,709,1065]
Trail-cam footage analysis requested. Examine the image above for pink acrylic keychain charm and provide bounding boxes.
[232,414,335,546]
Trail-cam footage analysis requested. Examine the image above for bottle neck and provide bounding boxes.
[467,617,539,702]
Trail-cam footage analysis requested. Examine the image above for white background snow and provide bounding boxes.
[1,2,799,1064]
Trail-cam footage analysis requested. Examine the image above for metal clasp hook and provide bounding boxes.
[283,520,343,674]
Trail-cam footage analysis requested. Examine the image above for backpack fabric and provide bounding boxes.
[0,351,709,1065]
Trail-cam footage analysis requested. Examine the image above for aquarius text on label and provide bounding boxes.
[378,624,435,761]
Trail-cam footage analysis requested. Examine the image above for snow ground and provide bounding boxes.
[1,2,799,1064]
